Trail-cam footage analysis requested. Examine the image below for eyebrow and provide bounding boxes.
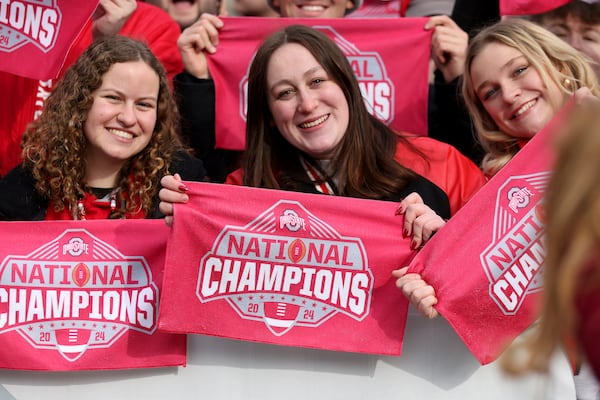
[475,55,525,94]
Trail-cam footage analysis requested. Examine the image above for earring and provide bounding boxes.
[564,78,571,86]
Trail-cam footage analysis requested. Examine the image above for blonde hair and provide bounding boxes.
[502,102,600,374]
[462,18,599,177]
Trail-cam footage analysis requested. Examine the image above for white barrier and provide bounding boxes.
[0,312,575,400]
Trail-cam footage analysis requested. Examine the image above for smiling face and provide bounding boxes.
[469,42,568,139]
[84,61,159,168]
[271,0,353,17]
[541,15,600,76]
[266,43,349,160]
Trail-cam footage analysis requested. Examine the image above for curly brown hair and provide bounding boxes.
[21,35,182,218]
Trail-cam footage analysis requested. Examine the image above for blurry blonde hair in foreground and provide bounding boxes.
[502,102,600,375]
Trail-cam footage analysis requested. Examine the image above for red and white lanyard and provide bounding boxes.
[299,157,336,195]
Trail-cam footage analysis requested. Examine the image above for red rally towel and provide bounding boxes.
[500,0,570,16]
[407,101,572,364]
[160,182,417,356]
[207,17,432,151]
[0,219,186,371]
[0,0,98,80]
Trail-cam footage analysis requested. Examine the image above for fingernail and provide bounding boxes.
[395,205,404,215]
[178,184,189,192]
[410,240,418,250]
[403,228,409,238]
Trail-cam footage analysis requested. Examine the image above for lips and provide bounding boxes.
[512,99,536,119]
[298,114,329,129]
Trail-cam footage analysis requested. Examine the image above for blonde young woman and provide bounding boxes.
[395,17,599,318]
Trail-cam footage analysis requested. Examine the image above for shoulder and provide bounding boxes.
[170,150,207,182]
[0,165,47,220]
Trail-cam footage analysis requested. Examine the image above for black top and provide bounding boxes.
[0,150,206,221]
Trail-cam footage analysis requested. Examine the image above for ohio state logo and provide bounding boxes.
[196,200,374,336]
[481,172,549,315]
[0,0,61,52]
[239,26,394,125]
[0,229,158,361]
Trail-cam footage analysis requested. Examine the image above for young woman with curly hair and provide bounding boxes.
[0,35,205,220]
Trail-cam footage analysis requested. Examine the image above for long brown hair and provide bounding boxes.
[21,35,182,217]
[243,24,422,199]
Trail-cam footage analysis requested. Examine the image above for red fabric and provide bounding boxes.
[395,135,486,216]
[207,17,432,151]
[349,0,402,18]
[500,0,570,16]
[160,181,417,355]
[407,101,572,365]
[0,1,182,177]
[44,192,145,220]
[0,0,98,80]
[0,219,186,370]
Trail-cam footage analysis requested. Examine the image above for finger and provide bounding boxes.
[391,266,409,278]
[159,200,174,217]
[424,14,452,30]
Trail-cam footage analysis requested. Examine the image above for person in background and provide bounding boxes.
[143,0,224,29]
[0,0,183,178]
[500,101,600,388]
[529,0,600,77]
[0,36,204,221]
[225,0,280,17]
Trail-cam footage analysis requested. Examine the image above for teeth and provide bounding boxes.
[299,114,328,128]
[109,129,133,139]
[514,100,535,118]
[301,5,325,11]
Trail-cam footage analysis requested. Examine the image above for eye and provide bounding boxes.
[483,87,498,101]
[276,88,295,100]
[103,94,121,102]
[137,101,156,109]
[513,65,528,77]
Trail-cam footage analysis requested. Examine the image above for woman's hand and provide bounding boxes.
[159,174,189,226]
[92,0,137,40]
[425,15,468,83]
[177,13,224,79]
[396,192,446,250]
[392,267,439,319]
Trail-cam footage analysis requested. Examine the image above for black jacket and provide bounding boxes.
[0,150,205,221]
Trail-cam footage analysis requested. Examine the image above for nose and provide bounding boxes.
[296,89,318,113]
[117,102,137,126]
[501,81,521,104]
[568,33,583,51]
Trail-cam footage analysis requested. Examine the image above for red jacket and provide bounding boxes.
[0,2,182,177]
[226,136,486,216]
